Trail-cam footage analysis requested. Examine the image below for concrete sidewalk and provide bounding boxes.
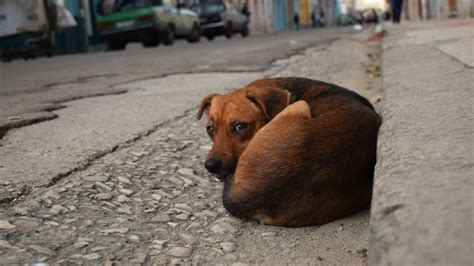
[369,19,473,265]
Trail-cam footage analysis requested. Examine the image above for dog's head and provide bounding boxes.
[197,86,291,180]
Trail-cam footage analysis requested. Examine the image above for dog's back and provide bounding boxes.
[247,77,376,112]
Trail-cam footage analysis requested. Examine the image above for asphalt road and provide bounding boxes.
[0,27,351,136]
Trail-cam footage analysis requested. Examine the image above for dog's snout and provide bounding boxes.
[205,159,222,174]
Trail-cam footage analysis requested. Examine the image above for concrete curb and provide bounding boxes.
[368,21,473,265]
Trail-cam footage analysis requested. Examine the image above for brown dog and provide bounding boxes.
[197,77,381,227]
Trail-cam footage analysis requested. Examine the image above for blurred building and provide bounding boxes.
[349,0,472,20]
[233,0,342,34]
[402,0,473,20]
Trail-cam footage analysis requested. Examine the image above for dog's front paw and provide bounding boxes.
[253,213,274,225]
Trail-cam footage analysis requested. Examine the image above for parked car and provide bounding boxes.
[196,0,249,41]
[96,0,200,50]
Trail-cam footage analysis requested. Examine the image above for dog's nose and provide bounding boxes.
[205,159,222,174]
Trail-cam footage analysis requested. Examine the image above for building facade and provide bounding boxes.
[402,0,473,20]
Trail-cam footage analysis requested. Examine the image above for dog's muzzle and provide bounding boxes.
[204,158,235,181]
[204,159,222,174]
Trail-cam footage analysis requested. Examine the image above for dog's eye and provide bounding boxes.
[206,126,214,136]
[232,123,249,134]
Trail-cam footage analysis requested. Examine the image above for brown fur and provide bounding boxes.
[198,77,381,227]
[366,31,387,42]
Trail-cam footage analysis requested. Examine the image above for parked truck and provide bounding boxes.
[0,0,56,61]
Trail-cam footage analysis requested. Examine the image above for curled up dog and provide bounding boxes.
[197,77,381,227]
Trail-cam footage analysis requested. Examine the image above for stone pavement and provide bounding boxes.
[0,30,382,264]
[369,19,473,265]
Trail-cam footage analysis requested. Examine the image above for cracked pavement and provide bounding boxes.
[0,28,382,264]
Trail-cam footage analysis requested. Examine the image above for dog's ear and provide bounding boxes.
[245,87,291,120]
[197,94,219,120]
